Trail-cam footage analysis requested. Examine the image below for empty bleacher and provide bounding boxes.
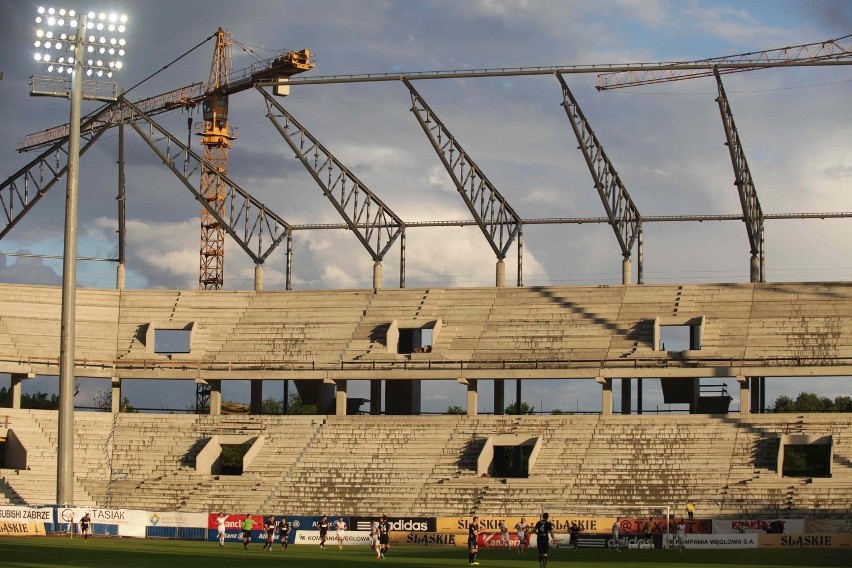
[1,409,850,519]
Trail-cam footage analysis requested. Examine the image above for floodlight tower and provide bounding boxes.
[31,6,128,506]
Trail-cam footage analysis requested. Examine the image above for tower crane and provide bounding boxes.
[16,28,314,290]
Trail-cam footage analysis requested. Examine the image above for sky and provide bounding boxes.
[0,0,850,413]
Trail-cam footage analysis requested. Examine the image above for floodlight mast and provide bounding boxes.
[57,6,85,511]
[32,6,128,507]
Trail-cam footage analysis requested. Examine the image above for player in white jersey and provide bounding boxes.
[515,517,529,553]
[675,519,686,552]
[216,513,229,547]
[370,520,381,558]
[335,517,347,550]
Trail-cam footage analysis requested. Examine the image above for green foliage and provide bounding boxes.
[92,390,136,413]
[261,397,283,415]
[0,387,60,410]
[771,392,852,413]
[286,392,316,415]
[783,444,831,477]
[445,405,465,415]
[505,401,535,415]
[220,443,250,474]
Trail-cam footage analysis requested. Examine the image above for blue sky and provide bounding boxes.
[0,0,850,412]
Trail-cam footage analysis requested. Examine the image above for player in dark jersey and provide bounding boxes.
[278,517,290,550]
[377,514,391,558]
[533,512,557,568]
[318,515,329,549]
[467,516,481,565]
[263,515,276,550]
[79,512,92,541]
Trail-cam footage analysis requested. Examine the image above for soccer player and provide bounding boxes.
[675,519,686,552]
[335,516,347,550]
[611,521,621,551]
[533,512,557,568]
[569,522,581,550]
[278,517,290,550]
[318,515,329,549]
[263,515,276,551]
[370,519,381,558]
[499,520,510,549]
[241,514,256,549]
[377,514,391,558]
[215,512,229,547]
[467,516,480,566]
[79,512,91,541]
[515,516,529,553]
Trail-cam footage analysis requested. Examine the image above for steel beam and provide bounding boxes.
[123,98,292,265]
[258,87,404,262]
[557,74,641,258]
[714,70,764,259]
[404,79,521,259]
[0,103,119,240]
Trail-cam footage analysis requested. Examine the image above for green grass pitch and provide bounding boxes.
[0,537,849,567]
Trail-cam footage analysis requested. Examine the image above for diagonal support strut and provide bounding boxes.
[557,74,641,259]
[258,86,404,263]
[714,69,764,276]
[404,79,521,260]
[122,98,292,267]
[0,103,121,241]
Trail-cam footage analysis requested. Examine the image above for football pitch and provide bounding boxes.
[0,537,849,567]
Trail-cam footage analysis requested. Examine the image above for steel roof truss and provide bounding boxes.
[557,74,641,257]
[714,70,763,256]
[403,79,521,260]
[123,98,292,264]
[258,87,403,262]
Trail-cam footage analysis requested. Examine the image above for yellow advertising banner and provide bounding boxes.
[0,521,47,536]
[436,516,615,535]
[389,532,467,547]
[760,533,852,549]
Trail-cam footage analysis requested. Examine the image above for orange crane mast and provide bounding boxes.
[199,28,234,290]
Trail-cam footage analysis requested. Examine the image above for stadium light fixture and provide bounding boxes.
[30,6,128,508]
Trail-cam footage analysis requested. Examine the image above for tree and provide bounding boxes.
[92,390,135,413]
[505,401,535,415]
[0,388,60,410]
[446,405,465,415]
[261,397,283,415]
[771,392,852,413]
[286,392,316,415]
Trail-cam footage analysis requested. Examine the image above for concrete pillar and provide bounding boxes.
[254,264,264,292]
[10,374,25,409]
[750,253,760,283]
[116,264,126,290]
[466,379,478,417]
[209,380,222,416]
[250,381,263,414]
[335,380,348,416]
[370,380,382,415]
[737,376,749,415]
[373,262,383,290]
[496,259,505,288]
[493,379,505,415]
[110,377,121,414]
[599,377,613,415]
[622,258,632,285]
[637,378,643,415]
[621,378,632,415]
